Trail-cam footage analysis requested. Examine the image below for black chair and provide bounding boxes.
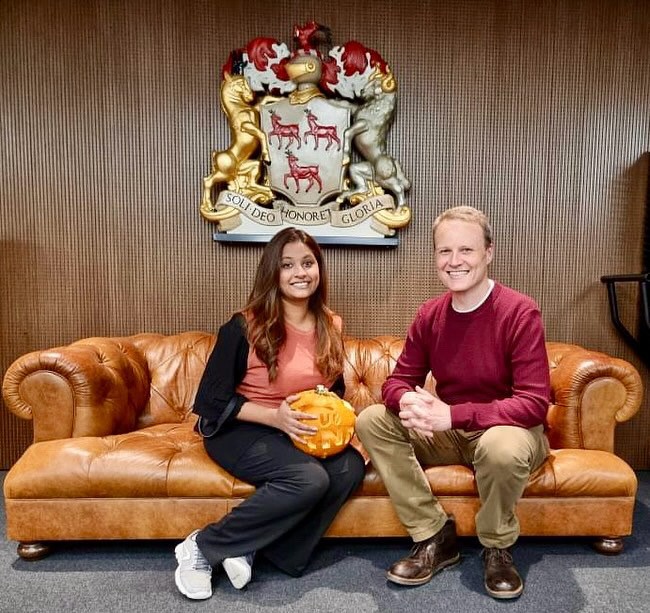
[600,273,650,365]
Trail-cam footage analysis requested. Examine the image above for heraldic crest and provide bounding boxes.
[200,22,411,240]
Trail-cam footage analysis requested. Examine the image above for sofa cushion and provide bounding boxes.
[3,423,252,499]
[4,426,637,502]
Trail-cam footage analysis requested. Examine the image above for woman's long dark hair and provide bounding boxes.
[242,227,345,382]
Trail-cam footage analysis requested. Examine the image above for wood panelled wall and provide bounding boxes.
[1,0,649,468]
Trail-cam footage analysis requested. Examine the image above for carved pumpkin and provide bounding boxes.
[290,385,356,458]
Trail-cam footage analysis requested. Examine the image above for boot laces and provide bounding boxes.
[410,538,432,557]
[483,547,513,566]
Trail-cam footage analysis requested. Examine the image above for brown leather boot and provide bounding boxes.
[481,547,523,599]
[386,517,460,586]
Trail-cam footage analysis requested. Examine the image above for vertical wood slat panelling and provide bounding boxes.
[1,0,649,468]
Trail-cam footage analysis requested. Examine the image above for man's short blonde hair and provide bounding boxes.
[432,206,493,248]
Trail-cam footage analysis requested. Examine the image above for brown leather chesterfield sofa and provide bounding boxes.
[2,332,643,560]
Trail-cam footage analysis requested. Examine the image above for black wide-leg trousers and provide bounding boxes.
[196,423,365,576]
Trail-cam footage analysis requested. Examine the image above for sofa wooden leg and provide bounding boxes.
[17,542,52,560]
[593,537,624,555]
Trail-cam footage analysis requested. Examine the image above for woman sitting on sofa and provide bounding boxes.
[174,226,365,600]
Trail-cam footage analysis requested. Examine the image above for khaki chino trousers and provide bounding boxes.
[355,404,549,549]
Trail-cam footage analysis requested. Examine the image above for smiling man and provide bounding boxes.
[355,206,550,600]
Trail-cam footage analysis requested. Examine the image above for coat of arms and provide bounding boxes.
[200,22,411,241]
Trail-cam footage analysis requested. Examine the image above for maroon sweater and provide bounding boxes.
[383,283,550,431]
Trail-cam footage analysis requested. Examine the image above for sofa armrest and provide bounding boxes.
[546,342,643,452]
[2,338,150,442]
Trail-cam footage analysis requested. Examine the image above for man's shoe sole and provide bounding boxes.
[386,553,461,586]
[485,581,523,600]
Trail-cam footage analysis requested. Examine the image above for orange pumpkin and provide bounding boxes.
[290,385,356,458]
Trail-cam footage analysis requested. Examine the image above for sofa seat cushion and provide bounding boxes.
[355,449,637,498]
[4,423,255,499]
[5,427,637,503]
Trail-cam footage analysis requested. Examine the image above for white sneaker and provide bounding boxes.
[174,530,212,600]
[222,552,254,589]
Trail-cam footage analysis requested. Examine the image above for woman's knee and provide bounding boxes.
[290,460,331,500]
[348,447,366,486]
[326,447,366,492]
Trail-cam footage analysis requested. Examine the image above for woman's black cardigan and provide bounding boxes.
[193,313,345,437]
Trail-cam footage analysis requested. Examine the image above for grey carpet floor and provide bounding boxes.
[1,470,649,613]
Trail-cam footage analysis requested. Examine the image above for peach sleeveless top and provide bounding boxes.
[236,320,338,408]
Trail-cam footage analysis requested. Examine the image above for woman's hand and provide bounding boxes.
[274,394,318,444]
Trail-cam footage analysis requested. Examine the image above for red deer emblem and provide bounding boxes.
[284,151,322,193]
[303,109,341,151]
[268,110,302,149]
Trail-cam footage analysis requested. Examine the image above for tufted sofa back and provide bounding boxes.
[128,332,215,429]
[127,332,642,452]
[125,333,419,430]
[3,331,642,452]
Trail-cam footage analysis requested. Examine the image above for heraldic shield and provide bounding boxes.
[260,97,350,208]
[200,22,411,242]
